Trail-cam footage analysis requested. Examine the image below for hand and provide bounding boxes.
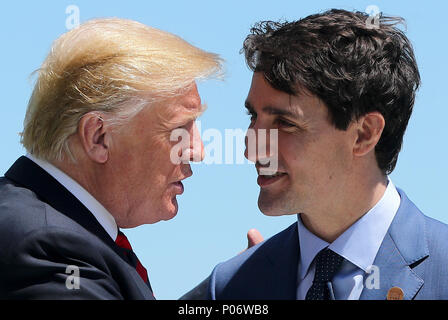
[246,228,264,249]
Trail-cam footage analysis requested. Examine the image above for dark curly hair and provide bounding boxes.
[242,9,420,175]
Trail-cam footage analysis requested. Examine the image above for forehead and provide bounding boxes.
[156,83,204,118]
[127,84,203,131]
[247,72,329,120]
[175,83,202,109]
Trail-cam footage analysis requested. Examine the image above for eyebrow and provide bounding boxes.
[245,100,301,119]
[194,103,207,119]
[183,103,208,121]
[164,103,207,127]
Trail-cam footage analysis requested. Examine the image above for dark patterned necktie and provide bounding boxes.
[115,230,154,294]
[305,248,344,300]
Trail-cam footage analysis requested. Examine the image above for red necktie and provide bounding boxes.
[115,231,149,284]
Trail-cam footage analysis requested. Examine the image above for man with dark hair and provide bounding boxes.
[183,9,448,300]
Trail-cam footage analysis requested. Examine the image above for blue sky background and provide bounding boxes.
[1,0,447,299]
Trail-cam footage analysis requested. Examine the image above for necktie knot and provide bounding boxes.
[313,248,344,283]
[116,231,133,251]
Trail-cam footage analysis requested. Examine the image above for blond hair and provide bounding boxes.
[21,18,223,162]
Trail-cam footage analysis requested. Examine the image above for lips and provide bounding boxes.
[257,172,287,187]
[171,169,192,195]
[171,181,184,194]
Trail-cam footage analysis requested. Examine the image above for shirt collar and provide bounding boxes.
[297,178,401,279]
[26,154,118,240]
[297,215,329,280]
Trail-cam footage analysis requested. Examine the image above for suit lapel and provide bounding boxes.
[220,222,299,299]
[264,222,299,299]
[360,189,428,300]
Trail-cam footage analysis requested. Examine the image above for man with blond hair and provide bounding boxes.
[0,18,222,299]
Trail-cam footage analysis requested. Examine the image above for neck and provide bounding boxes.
[301,169,388,243]
[52,156,104,205]
[53,154,131,228]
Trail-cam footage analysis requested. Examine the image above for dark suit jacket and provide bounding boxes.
[0,157,155,300]
[203,189,448,300]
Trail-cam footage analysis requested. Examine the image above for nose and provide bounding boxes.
[244,129,256,163]
[189,121,204,162]
[245,123,277,169]
[245,121,269,164]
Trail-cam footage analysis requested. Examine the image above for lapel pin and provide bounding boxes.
[386,287,404,300]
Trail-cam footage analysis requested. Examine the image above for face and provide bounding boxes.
[245,73,357,217]
[105,84,204,228]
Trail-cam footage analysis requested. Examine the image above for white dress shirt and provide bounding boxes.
[26,154,118,241]
[296,179,401,299]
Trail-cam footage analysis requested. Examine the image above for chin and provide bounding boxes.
[125,200,178,227]
[258,199,281,216]
[258,194,298,217]
[160,197,179,221]
[160,211,178,221]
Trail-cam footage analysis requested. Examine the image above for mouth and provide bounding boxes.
[257,172,288,187]
[169,166,193,195]
[171,181,185,195]
[170,170,192,195]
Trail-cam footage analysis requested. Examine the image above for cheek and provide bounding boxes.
[313,134,353,181]
[142,134,174,162]
[147,140,182,182]
[125,138,170,188]
[278,134,306,170]
[279,132,345,180]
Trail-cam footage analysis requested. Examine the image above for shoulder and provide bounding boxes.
[398,188,448,250]
[0,225,125,299]
[421,214,448,264]
[0,177,126,299]
[0,177,47,250]
[214,222,297,275]
[412,213,448,299]
[397,190,448,298]
[0,177,97,256]
[423,214,448,240]
[0,176,120,260]
[209,222,298,299]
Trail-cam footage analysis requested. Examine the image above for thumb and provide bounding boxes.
[247,228,264,248]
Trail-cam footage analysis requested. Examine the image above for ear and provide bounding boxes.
[77,112,109,164]
[353,112,385,157]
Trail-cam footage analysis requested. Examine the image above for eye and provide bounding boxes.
[276,118,295,128]
[176,120,194,130]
